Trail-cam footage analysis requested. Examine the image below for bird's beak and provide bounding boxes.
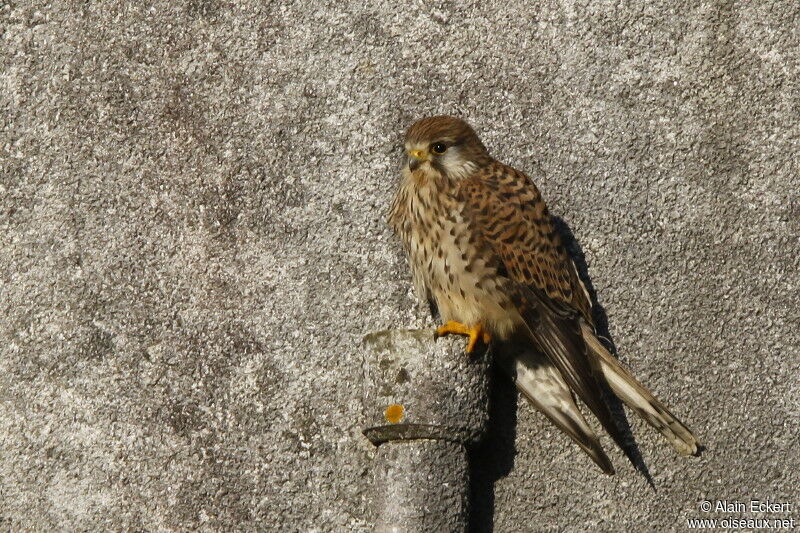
[408,149,426,171]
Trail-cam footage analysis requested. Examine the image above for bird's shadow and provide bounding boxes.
[551,216,656,489]
[466,216,656,532]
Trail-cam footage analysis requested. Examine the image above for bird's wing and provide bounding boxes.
[459,164,593,323]
[457,164,629,465]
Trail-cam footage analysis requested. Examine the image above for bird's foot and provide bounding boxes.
[434,321,491,354]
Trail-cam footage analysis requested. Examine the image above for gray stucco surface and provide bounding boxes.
[1,0,798,531]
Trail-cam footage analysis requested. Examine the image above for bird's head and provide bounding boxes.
[404,116,491,181]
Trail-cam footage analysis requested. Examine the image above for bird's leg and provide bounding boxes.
[434,321,491,354]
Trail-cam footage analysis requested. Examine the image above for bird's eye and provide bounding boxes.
[431,142,447,155]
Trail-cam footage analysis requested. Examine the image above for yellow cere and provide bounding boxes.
[384,404,404,424]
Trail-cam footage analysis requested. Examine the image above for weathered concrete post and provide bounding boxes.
[362,329,491,532]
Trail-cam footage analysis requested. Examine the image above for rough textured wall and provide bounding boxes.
[1,0,798,531]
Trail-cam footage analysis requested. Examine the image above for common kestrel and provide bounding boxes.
[388,115,700,474]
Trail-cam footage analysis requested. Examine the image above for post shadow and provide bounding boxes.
[467,356,518,533]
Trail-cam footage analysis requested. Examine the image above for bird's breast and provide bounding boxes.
[389,179,518,337]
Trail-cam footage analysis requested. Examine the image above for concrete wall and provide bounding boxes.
[1,0,797,530]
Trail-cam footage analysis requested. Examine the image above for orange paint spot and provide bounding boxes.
[384,404,404,424]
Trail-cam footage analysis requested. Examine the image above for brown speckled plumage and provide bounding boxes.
[389,116,700,474]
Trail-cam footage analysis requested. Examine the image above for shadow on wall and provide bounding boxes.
[552,216,656,488]
[468,362,518,533]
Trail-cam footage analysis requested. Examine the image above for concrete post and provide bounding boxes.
[362,329,491,532]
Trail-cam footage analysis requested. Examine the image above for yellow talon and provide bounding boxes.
[435,321,491,354]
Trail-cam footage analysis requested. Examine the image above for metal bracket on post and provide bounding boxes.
[362,329,491,532]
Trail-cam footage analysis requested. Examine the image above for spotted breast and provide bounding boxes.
[388,167,520,339]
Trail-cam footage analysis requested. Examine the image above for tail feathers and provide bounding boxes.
[511,285,630,463]
[500,345,615,475]
[581,321,701,456]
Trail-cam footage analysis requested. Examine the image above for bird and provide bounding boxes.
[388,115,700,474]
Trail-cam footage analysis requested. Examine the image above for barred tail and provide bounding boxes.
[581,321,701,456]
